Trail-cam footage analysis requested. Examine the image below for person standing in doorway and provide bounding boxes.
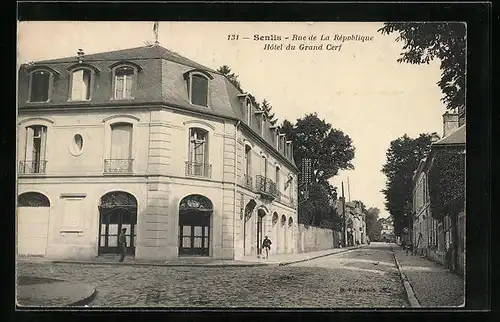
[118,227,127,262]
[262,236,272,259]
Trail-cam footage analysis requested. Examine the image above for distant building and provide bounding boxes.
[411,112,465,276]
[332,199,367,246]
[379,217,395,242]
[16,44,299,261]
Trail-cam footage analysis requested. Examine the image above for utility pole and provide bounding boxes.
[342,181,346,247]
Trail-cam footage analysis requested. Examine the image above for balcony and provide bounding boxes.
[243,174,253,190]
[185,161,212,178]
[19,160,47,175]
[255,175,276,200]
[104,159,133,174]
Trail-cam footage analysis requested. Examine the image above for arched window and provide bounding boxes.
[288,217,293,227]
[20,125,47,174]
[70,68,92,101]
[18,192,50,207]
[113,66,135,99]
[244,145,252,188]
[29,70,52,102]
[281,215,287,226]
[190,74,209,107]
[272,212,279,226]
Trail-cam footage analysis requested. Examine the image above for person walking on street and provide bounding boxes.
[118,227,127,262]
[262,236,272,259]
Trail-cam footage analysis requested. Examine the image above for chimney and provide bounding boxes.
[442,111,459,137]
[77,49,85,63]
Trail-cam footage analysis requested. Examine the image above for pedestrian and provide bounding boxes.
[118,227,127,262]
[262,236,272,259]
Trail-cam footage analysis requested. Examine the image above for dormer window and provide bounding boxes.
[70,69,92,101]
[246,98,252,125]
[189,74,209,107]
[29,70,52,102]
[114,66,135,99]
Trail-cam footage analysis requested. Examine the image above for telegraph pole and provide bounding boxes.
[342,181,346,247]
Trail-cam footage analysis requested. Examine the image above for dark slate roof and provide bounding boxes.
[36,44,218,73]
[433,125,466,146]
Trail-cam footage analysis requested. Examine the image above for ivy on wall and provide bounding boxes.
[428,147,465,219]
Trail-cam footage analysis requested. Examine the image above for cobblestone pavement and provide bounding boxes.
[17,244,407,308]
[392,247,465,307]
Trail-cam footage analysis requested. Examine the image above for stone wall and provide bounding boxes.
[297,224,340,253]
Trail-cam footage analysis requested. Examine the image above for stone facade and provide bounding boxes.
[16,45,299,261]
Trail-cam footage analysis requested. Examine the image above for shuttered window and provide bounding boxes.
[191,74,208,107]
[71,69,92,101]
[114,67,134,99]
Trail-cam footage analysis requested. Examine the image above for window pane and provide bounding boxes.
[194,237,202,248]
[191,75,208,106]
[116,67,134,76]
[31,72,50,102]
[115,76,124,98]
[101,224,106,234]
[71,70,84,100]
[204,226,209,236]
[109,224,118,235]
[125,75,133,98]
[108,235,117,247]
[203,237,209,248]
[100,236,106,246]
[194,226,202,237]
[182,225,191,236]
[182,237,191,248]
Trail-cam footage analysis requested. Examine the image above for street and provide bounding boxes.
[17,243,408,308]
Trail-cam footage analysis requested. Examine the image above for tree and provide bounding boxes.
[281,113,355,185]
[381,133,440,236]
[261,99,278,125]
[378,23,466,113]
[281,113,355,227]
[365,207,382,241]
[217,65,242,92]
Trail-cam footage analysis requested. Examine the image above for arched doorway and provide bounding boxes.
[256,208,267,256]
[272,212,279,255]
[98,191,137,256]
[243,200,256,256]
[287,217,294,253]
[17,192,51,256]
[178,194,213,256]
[280,215,287,254]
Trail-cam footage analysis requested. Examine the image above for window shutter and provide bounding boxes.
[71,70,84,101]
[83,70,91,100]
[25,127,34,162]
[111,124,132,159]
[39,127,47,161]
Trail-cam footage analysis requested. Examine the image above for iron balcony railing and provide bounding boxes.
[104,159,133,173]
[255,175,276,199]
[185,161,212,178]
[243,173,253,190]
[19,160,47,174]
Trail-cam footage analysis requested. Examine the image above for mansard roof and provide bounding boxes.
[36,44,218,73]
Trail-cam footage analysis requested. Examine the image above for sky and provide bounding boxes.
[17,21,447,218]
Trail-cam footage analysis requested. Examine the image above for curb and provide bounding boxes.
[27,246,362,268]
[278,246,360,266]
[67,287,97,307]
[391,248,421,308]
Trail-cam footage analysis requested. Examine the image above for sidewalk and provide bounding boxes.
[17,276,96,307]
[18,246,360,268]
[392,247,464,307]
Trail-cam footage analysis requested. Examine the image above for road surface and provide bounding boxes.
[17,242,407,308]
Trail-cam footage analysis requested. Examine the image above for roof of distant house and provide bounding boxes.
[433,124,466,146]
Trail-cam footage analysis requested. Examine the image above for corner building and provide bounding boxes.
[16,45,299,260]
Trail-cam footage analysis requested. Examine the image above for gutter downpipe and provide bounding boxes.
[233,120,241,259]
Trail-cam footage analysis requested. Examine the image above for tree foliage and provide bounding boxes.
[365,207,382,241]
[378,22,466,113]
[381,133,439,236]
[281,113,355,228]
